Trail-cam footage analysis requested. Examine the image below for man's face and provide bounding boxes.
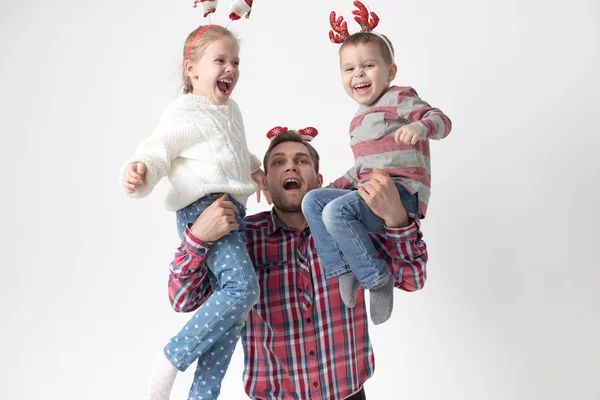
[263,141,323,212]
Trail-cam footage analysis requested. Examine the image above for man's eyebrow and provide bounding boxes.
[269,152,311,159]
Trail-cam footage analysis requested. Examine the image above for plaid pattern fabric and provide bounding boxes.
[168,209,428,399]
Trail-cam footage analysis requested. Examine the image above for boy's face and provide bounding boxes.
[186,37,240,104]
[340,43,397,106]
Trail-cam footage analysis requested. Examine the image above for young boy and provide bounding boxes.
[302,3,451,325]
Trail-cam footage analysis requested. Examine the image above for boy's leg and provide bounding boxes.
[301,188,353,278]
[322,191,394,324]
[322,190,388,289]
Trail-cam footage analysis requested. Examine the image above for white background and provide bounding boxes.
[1,0,598,399]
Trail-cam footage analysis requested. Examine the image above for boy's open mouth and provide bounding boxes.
[354,82,371,93]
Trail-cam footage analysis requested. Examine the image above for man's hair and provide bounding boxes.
[262,130,320,173]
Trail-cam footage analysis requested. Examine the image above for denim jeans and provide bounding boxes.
[301,184,418,290]
[166,194,259,399]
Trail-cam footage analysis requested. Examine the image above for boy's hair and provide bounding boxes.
[340,32,395,65]
[182,25,239,94]
[263,131,320,174]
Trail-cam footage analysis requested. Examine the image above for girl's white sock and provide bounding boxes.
[146,350,178,400]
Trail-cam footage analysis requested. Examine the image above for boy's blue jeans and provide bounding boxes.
[166,193,259,400]
[301,184,418,290]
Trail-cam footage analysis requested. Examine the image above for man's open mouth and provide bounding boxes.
[217,79,233,94]
[283,178,302,190]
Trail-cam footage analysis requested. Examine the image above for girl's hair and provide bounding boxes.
[340,32,395,65]
[182,25,239,94]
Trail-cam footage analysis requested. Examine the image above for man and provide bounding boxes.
[168,131,428,400]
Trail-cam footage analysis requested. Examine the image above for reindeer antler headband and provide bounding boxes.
[329,1,394,61]
[266,126,319,142]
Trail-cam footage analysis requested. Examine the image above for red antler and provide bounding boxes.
[329,11,350,43]
[352,1,379,32]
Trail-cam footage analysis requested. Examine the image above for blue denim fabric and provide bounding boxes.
[166,194,259,399]
[301,184,418,290]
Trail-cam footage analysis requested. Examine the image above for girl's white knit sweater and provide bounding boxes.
[121,94,261,211]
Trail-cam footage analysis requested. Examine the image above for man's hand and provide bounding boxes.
[394,125,421,145]
[190,194,240,242]
[122,162,147,193]
[358,169,409,228]
[251,168,271,204]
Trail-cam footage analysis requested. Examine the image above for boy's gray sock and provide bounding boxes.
[338,272,361,308]
[369,274,394,325]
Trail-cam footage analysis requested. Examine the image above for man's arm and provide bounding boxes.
[359,169,427,291]
[168,228,214,312]
[168,194,241,312]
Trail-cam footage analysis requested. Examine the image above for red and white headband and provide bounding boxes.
[185,0,254,61]
[192,0,253,20]
[329,1,394,61]
[266,126,319,142]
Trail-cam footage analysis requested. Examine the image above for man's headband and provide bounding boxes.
[329,1,395,61]
[266,126,318,142]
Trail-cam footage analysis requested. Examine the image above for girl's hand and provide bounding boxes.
[394,125,421,145]
[251,168,271,204]
[122,162,147,193]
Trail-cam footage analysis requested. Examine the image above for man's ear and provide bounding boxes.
[184,59,197,79]
[262,176,268,192]
[316,173,323,188]
[388,63,398,82]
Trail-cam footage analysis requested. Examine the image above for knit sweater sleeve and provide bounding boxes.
[120,108,199,198]
[250,153,262,173]
[396,86,452,140]
[231,99,261,173]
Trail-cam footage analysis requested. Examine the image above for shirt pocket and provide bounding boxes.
[253,261,300,325]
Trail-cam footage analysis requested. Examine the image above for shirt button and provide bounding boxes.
[306,318,311,323]
[313,382,318,388]
[298,288,303,293]
[309,350,315,356]
[265,269,270,274]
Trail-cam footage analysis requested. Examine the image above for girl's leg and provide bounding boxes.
[170,230,257,399]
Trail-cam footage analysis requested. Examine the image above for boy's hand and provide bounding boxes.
[122,162,147,193]
[251,168,271,204]
[394,125,421,145]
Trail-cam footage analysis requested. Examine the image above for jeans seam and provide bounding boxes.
[336,196,388,290]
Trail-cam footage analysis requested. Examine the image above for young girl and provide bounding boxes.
[121,25,262,400]
[302,1,452,325]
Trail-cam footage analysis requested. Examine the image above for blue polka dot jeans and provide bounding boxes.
[166,193,259,399]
